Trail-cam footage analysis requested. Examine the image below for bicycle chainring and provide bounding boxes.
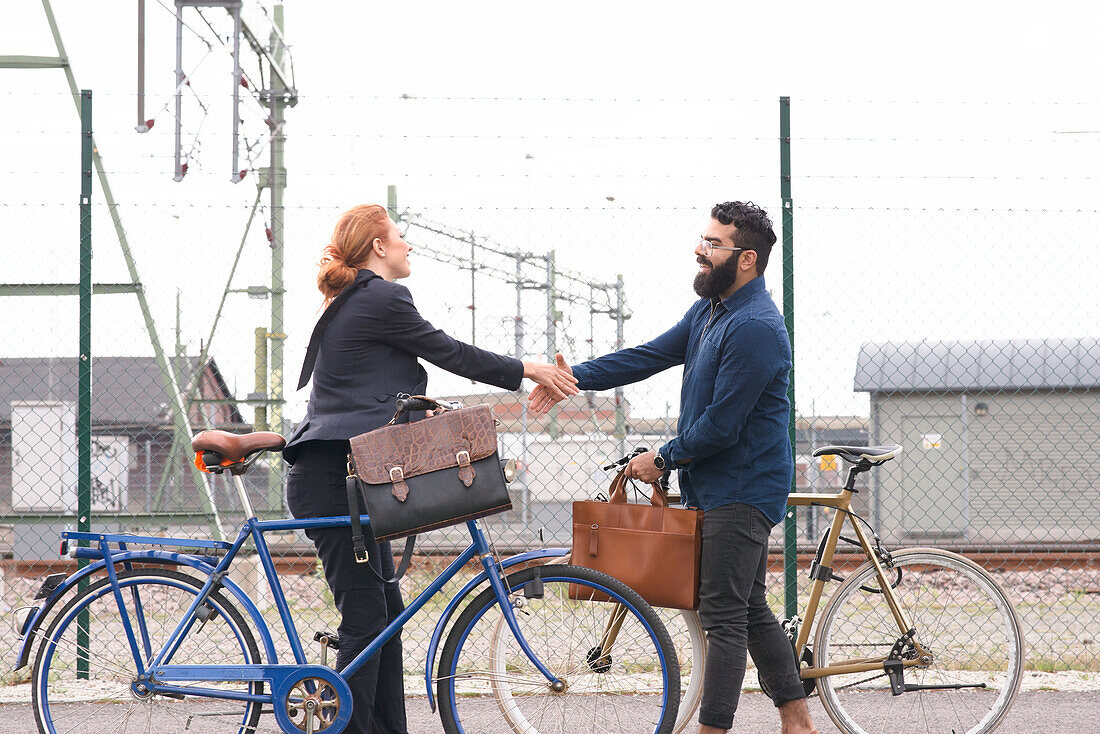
[283,676,343,732]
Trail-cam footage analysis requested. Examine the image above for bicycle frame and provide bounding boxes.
[786,484,929,681]
[36,508,563,711]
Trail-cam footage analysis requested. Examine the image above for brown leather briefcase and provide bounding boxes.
[570,470,703,610]
[349,403,512,542]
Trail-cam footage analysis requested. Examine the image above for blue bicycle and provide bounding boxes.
[15,427,680,734]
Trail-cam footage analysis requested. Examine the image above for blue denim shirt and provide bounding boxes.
[571,277,793,524]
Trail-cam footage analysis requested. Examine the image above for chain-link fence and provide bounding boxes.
[2,78,1099,697]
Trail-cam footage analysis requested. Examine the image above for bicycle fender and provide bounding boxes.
[12,550,279,670]
[423,547,568,712]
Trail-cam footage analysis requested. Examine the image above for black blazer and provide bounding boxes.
[283,269,523,464]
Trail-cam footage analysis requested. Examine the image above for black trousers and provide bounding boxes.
[286,441,408,734]
[697,502,806,730]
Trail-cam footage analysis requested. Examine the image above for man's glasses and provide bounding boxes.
[699,239,743,258]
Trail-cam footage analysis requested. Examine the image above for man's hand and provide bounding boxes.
[623,450,665,483]
[528,353,574,415]
[521,354,579,411]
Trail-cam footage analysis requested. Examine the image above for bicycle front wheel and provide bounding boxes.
[437,564,680,734]
[814,548,1024,734]
[32,567,264,734]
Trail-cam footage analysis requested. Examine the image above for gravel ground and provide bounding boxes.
[2,691,1098,733]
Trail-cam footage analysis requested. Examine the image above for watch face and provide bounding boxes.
[653,455,665,470]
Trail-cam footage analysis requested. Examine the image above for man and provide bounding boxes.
[529,201,818,734]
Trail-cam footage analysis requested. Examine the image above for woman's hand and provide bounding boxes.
[522,355,579,410]
[527,354,578,415]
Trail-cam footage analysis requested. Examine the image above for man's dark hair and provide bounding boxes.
[711,201,777,275]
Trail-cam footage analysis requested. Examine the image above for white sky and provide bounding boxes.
[2,1,1099,423]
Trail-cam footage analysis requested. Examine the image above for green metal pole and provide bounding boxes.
[387,184,398,221]
[266,3,288,513]
[546,251,560,439]
[254,327,269,431]
[77,88,93,679]
[613,275,626,445]
[40,0,223,539]
[780,96,798,619]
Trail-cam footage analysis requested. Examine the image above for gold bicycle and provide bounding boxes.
[494,443,1023,734]
[775,444,1024,734]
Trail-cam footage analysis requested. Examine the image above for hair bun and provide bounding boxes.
[319,243,344,266]
[317,256,357,302]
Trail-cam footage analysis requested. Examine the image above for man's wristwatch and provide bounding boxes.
[652,453,666,471]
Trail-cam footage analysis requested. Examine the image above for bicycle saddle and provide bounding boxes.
[812,444,902,464]
[192,430,286,463]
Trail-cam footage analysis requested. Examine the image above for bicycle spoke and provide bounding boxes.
[814,550,1023,734]
[33,569,263,734]
[438,566,678,734]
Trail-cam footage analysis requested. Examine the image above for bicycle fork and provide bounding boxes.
[473,524,564,691]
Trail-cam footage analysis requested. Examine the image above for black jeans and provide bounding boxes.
[697,502,806,729]
[286,441,408,734]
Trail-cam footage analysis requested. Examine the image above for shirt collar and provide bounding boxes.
[355,268,379,282]
[715,276,766,310]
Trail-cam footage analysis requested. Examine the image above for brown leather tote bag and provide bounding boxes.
[570,470,703,610]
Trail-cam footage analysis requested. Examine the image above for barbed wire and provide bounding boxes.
[11,169,1097,181]
[7,126,1100,145]
[7,199,1100,212]
[6,89,1100,106]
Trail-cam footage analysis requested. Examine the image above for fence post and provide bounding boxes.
[780,96,798,619]
[77,88,93,678]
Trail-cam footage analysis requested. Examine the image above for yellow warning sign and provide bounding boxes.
[818,454,837,472]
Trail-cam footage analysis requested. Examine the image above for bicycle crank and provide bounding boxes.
[271,667,353,734]
[287,677,341,732]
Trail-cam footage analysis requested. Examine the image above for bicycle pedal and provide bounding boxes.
[313,630,340,650]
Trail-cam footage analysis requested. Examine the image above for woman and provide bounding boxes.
[283,203,577,734]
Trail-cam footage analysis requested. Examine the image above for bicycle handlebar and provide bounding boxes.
[602,446,674,495]
[395,395,440,413]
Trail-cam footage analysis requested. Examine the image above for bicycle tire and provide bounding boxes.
[488,605,704,734]
[666,609,705,734]
[814,548,1024,734]
[32,567,265,734]
[550,548,706,733]
[437,564,680,734]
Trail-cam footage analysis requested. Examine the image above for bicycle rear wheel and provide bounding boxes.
[437,564,680,734]
[814,548,1024,734]
[32,567,264,734]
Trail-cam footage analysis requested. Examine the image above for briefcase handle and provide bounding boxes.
[387,394,464,425]
[607,469,669,508]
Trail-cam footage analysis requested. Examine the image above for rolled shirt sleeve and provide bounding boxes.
[572,308,692,390]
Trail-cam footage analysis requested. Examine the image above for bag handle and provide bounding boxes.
[608,468,669,508]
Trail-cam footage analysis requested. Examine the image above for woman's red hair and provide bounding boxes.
[317,204,391,305]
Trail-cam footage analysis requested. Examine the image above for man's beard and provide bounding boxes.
[693,255,739,299]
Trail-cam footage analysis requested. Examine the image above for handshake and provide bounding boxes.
[521,353,665,481]
[521,354,577,415]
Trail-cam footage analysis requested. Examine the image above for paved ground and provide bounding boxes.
[2,690,1097,733]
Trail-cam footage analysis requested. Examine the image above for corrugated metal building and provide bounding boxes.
[855,338,1100,546]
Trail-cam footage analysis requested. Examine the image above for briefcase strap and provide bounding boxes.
[345,472,416,585]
